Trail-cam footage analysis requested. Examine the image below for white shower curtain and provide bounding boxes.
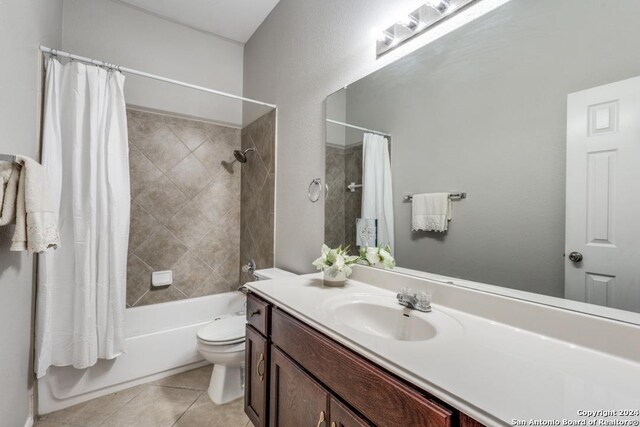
[35,57,130,378]
[361,132,394,252]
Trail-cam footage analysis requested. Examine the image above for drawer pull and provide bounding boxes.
[249,309,261,317]
[316,411,326,427]
[257,352,265,382]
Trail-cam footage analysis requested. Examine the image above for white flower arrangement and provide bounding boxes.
[312,245,360,278]
[312,244,396,279]
[359,245,396,270]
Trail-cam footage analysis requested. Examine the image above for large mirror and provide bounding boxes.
[325,0,640,318]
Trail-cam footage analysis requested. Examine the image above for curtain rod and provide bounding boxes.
[326,119,391,137]
[39,46,277,109]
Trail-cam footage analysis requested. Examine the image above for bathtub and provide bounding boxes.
[38,292,245,414]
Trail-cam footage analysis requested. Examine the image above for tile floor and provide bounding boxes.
[36,365,251,427]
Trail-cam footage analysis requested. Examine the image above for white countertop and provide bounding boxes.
[246,273,640,427]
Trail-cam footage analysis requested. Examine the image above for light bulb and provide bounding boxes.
[425,0,450,13]
[376,30,395,45]
[399,14,420,30]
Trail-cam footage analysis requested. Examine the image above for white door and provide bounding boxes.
[565,76,640,312]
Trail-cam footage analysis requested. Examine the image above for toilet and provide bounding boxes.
[197,268,296,404]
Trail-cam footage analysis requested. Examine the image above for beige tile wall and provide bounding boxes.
[343,144,363,251]
[239,110,276,283]
[323,144,362,253]
[126,109,241,307]
[324,145,346,248]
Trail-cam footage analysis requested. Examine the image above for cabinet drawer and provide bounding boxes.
[246,293,270,336]
[271,308,453,427]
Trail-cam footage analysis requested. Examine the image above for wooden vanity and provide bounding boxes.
[244,292,484,427]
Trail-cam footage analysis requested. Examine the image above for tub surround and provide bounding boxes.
[245,266,640,426]
[239,110,276,283]
[126,108,242,307]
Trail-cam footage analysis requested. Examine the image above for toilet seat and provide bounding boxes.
[197,315,246,345]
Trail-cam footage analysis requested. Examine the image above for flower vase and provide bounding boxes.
[323,270,347,287]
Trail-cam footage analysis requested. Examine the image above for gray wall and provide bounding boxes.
[62,0,244,125]
[243,0,485,273]
[0,1,63,425]
[342,0,640,297]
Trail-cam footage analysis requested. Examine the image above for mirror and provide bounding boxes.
[324,0,640,318]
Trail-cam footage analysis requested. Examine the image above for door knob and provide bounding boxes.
[568,252,583,263]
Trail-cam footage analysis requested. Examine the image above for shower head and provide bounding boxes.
[233,147,255,163]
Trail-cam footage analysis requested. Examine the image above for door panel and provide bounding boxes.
[329,397,370,427]
[566,76,640,312]
[245,326,268,427]
[270,346,328,427]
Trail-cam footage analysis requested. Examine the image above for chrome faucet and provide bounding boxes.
[397,288,432,312]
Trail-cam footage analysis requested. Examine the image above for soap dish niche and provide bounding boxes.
[151,270,173,288]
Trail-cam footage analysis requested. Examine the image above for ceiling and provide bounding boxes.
[117,0,280,44]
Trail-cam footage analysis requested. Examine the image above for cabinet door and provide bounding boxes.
[460,413,486,427]
[329,397,370,427]
[270,346,329,427]
[245,326,268,427]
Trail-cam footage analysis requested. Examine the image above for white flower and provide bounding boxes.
[379,246,396,269]
[365,246,381,265]
[358,245,396,270]
[312,244,360,277]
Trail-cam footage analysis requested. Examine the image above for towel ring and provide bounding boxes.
[308,178,322,203]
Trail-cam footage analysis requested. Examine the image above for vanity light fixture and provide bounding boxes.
[376,0,478,57]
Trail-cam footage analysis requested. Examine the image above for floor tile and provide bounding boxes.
[99,386,200,427]
[35,422,76,427]
[38,385,144,427]
[151,365,213,391]
[174,394,249,427]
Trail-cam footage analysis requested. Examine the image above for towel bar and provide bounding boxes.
[403,192,466,202]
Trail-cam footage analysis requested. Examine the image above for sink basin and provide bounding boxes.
[332,301,437,341]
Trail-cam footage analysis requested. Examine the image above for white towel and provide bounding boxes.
[10,155,60,253]
[411,192,452,232]
[0,162,20,226]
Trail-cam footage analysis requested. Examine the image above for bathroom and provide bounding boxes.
[1,0,640,426]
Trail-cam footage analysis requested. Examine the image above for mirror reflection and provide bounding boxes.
[325,0,640,314]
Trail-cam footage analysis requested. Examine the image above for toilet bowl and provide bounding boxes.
[197,314,246,404]
[197,268,297,404]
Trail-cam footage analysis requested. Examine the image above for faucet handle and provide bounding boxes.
[417,291,431,309]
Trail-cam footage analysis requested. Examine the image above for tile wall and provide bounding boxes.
[125,109,241,307]
[324,144,362,253]
[239,110,276,283]
[324,145,346,248]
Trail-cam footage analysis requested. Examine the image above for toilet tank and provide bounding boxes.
[253,268,296,281]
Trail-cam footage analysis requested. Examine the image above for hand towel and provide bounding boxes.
[0,162,20,226]
[10,155,60,253]
[411,192,452,232]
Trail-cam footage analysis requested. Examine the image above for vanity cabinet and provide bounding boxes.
[245,293,484,427]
